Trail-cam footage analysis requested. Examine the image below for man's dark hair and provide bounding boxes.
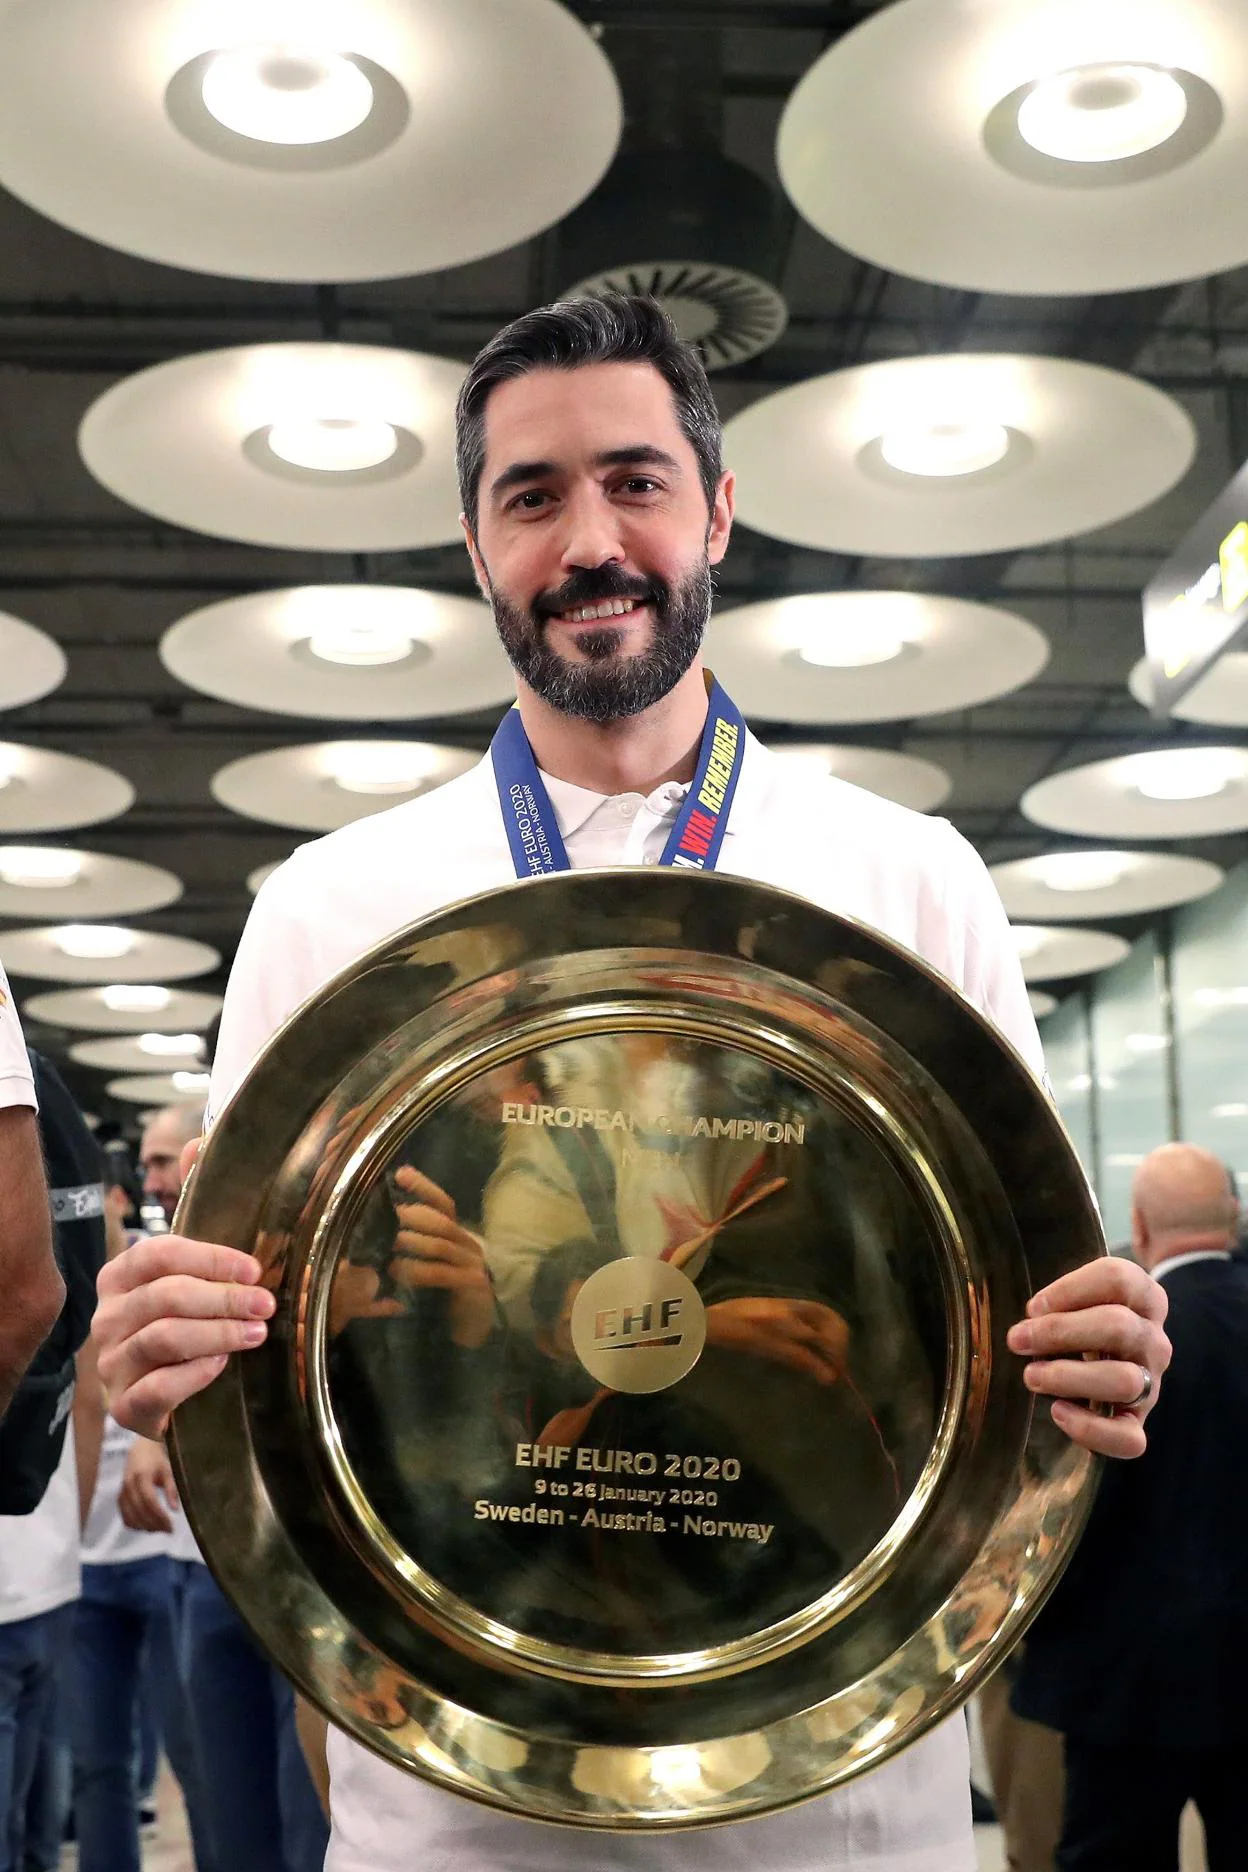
[455,294,723,534]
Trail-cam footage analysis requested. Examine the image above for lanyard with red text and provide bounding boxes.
[490,677,746,880]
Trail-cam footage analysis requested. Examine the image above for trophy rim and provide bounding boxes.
[170,866,1103,1830]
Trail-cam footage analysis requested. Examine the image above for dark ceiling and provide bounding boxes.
[2,0,1246,1124]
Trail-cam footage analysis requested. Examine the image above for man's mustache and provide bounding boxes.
[534,567,661,619]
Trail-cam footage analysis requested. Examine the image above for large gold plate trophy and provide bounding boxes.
[171,869,1102,1829]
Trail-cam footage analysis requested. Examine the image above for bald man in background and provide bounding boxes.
[139,1104,205,1230]
[1014,1143,1248,1870]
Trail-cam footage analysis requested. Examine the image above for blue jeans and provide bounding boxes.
[71,1557,218,1872]
[21,1648,71,1872]
[182,1564,328,1872]
[0,1603,76,1872]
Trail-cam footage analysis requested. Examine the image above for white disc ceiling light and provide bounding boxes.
[723,355,1195,558]
[0,614,66,711]
[79,345,466,553]
[761,743,951,813]
[991,849,1223,920]
[106,1073,212,1107]
[1128,653,1248,727]
[246,859,294,894]
[1011,924,1130,983]
[1022,747,1248,838]
[0,926,219,986]
[0,849,181,921]
[23,985,223,1035]
[0,744,134,835]
[0,0,621,282]
[212,740,477,832]
[70,1033,207,1075]
[161,587,515,719]
[708,593,1048,723]
[776,0,1248,296]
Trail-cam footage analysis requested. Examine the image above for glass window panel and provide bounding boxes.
[1089,932,1170,1246]
[1172,861,1248,1201]
[1038,993,1095,1187]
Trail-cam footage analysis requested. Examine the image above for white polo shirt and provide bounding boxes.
[210,730,1043,1872]
[0,962,35,1112]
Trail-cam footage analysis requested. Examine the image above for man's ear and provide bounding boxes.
[707,469,735,568]
[1130,1203,1148,1265]
[461,515,492,601]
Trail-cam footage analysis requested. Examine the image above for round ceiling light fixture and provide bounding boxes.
[0,849,181,921]
[724,354,1194,558]
[0,847,82,888]
[53,925,136,960]
[80,345,463,553]
[265,415,398,474]
[1022,747,1248,839]
[1030,850,1131,892]
[775,0,1240,296]
[794,615,920,669]
[306,617,415,668]
[992,849,1222,921]
[0,0,621,282]
[708,591,1047,723]
[1009,923,1131,984]
[137,1031,205,1058]
[762,744,952,814]
[103,985,173,1013]
[199,45,375,146]
[211,741,477,832]
[24,984,223,1037]
[0,743,134,835]
[1126,747,1242,800]
[160,586,510,718]
[326,743,439,796]
[1016,63,1190,164]
[0,612,66,712]
[1012,926,1049,959]
[878,421,1012,479]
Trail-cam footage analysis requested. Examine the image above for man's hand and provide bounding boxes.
[119,1434,179,1534]
[389,1167,495,1349]
[1007,1257,1172,1459]
[705,1296,849,1386]
[94,1234,276,1440]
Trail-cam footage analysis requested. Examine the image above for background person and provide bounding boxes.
[121,1107,329,1872]
[70,1138,218,1872]
[0,1053,106,1872]
[1014,1142,1248,1870]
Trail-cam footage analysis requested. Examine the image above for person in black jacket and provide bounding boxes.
[1014,1141,1248,1870]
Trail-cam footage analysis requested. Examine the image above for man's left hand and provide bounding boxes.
[1007,1257,1172,1459]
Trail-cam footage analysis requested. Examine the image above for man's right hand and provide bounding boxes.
[94,1234,276,1440]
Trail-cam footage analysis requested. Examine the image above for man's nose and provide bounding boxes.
[557,487,626,573]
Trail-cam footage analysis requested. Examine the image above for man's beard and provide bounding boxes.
[488,559,713,724]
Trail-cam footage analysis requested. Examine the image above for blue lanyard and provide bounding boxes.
[490,678,746,880]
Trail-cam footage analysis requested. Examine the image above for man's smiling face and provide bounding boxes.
[465,360,733,722]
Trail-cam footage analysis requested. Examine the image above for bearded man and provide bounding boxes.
[90,296,1169,1872]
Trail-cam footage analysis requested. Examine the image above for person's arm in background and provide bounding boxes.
[72,1328,106,1528]
[0,1105,65,1418]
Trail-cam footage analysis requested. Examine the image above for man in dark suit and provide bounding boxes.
[1014,1141,1248,1870]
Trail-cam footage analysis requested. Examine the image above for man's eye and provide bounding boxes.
[622,476,660,494]
[511,489,549,511]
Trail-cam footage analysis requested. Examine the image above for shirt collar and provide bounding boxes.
[535,728,771,842]
[1154,1248,1233,1281]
